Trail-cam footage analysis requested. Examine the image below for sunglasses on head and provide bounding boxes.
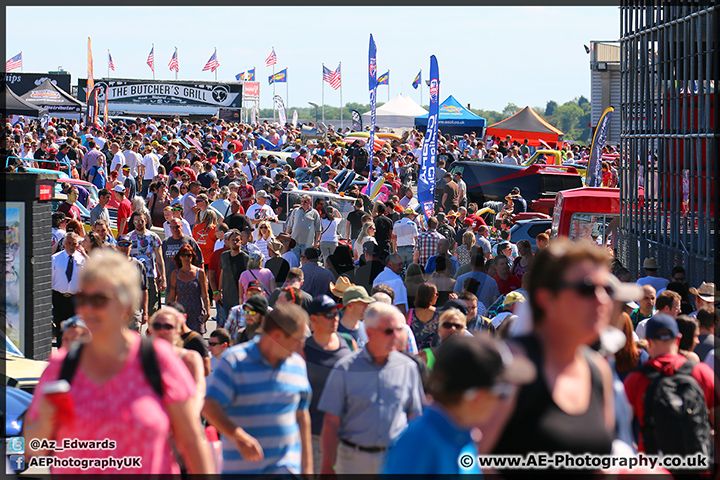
[152,322,175,331]
[558,277,614,298]
[75,292,114,308]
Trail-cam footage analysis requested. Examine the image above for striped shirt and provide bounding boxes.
[206,337,312,474]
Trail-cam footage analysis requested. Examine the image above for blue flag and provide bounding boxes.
[412,70,421,89]
[235,72,244,81]
[377,71,389,85]
[586,106,614,187]
[365,34,378,194]
[418,55,439,220]
[268,68,287,84]
[247,68,255,81]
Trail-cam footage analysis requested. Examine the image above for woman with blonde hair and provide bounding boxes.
[254,219,275,266]
[454,230,475,265]
[23,249,214,474]
[354,222,377,262]
[148,306,206,416]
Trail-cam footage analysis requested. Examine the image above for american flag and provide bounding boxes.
[108,51,115,71]
[169,49,179,72]
[331,63,341,90]
[322,65,334,84]
[265,48,277,66]
[6,52,22,72]
[203,50,219,72]
[147,46,154,71]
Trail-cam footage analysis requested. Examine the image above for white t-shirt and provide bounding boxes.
[245,203,276,222]
[392,218,419,247]
[142,153,159,180]
[110,153,125,173]
[320,218,342,243]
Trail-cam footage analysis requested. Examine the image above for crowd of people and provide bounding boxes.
[4,114,716,476]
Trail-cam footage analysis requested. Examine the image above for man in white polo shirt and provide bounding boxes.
[391,208,419,274]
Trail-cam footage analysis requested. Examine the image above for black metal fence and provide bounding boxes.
[618,1,718,287]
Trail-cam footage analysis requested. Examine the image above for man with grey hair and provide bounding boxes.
[51,231,86,347]
[286,194,321,261]
[319,302,424,475]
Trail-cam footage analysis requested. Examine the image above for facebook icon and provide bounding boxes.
[9,455,25,471]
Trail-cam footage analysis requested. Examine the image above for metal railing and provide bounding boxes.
[618,1,718,287]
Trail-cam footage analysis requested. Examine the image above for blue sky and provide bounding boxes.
[6,6,619,112]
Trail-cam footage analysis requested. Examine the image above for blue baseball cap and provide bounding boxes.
[308,295,340,316]
[645,313,680,340]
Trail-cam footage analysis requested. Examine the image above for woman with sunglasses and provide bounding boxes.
[254,220,275,266]
[354,222,377,262]
[481,239,615,474]
[148,306,206,416]
[168,245,210,333]
[418,308,468,369]
[23,250,214,474]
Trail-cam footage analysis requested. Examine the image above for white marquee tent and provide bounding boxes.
[362,94,428,129]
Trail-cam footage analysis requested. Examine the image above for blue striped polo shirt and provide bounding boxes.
[206,337,312,474]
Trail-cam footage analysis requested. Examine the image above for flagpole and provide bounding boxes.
[21,51,23,72]
[322,63,325,124]
[340,62,343,131]
[420,69,423,107]
[286,72,289,121]
[107,49,110,78]
[388,69,390,102]
[272,46,276,123]
[214,47,218,82]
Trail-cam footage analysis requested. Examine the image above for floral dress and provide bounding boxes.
[409,309,440,350]
[455,244,472,265]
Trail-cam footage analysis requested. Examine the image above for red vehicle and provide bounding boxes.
[550,187,620,248]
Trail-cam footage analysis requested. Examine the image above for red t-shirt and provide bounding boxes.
[238,185,255,212]
[624,353,718,452]
[116,198,132,235]
[209,246,227,287]
[493,274,522,295]
[468,214,487,231]
[295,155,308,168]
[57,202,82,222]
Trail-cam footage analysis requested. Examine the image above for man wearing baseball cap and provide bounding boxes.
[113,184,133,237]
[337,286,375,349]
[382,335,535,474]
[624,313,717,455]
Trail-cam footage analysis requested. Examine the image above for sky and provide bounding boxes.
[6,6,620,113]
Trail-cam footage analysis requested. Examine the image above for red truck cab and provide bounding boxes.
[550,187,620,248]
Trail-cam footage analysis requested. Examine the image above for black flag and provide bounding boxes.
[351,109,362,130]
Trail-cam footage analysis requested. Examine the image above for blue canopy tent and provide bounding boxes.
[414,95,486,138]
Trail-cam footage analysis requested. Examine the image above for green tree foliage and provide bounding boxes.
[545,100,558,116]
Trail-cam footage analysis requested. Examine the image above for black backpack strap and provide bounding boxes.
[59,342,84,384]
[675,358,697,376]
[140,336,163,399]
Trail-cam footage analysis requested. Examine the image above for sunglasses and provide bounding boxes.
[117,242,131,247]
[441,322,465,330]
[208,341,223,346]
[259,226,268,230]
[243,309,258,316]
[152,322,175,331]
[558,277,614,298]
[170,225,181,230]
[322,311,339,319]
[75,292,114,308]
[181,253,193,258]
